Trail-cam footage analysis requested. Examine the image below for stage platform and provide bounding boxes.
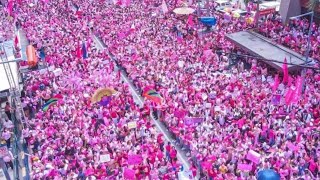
[225,30,313,71]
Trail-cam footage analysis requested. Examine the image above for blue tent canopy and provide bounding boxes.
[199,17,217,26]
[257,169,280,180]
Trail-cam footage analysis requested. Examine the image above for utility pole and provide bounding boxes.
[254,0,260,27]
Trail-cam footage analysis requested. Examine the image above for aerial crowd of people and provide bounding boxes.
[0,0,319,179]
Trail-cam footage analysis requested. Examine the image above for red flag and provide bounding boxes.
[53,94,63,99]
[76,42,82,59]
[14,35,19,47]
[282,58,289,84]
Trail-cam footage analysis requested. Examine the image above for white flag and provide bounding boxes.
[161,0,169,14]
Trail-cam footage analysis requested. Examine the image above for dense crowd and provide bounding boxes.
[2,0,184,179]
[0,6,14,41]
[257,15,320,61]
[92,1,320,179]
[0,0,319,179]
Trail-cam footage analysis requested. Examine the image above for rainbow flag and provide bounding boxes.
[143,87,162,104]
[42,94,63,111]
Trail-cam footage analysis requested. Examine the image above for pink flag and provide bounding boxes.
[76,42,82,59]
[124,168,135,179]
[187,15,194,27]
[291,76,303,103]
[272,74,280,92]
[285,88,294,105]
[282,58,289,84]
[7,0,14,16]
[161,0,169,14]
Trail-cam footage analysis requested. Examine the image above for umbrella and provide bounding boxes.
[257,169,280,180]
[91,88,117,103]
[246,17,254,24]
[173,3,195,15]
[233,12,240,18]
[224,7,232,13]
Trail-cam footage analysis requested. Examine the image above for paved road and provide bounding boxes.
[92,35,195,179]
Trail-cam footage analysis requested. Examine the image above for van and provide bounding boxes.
[215,0,232,10]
